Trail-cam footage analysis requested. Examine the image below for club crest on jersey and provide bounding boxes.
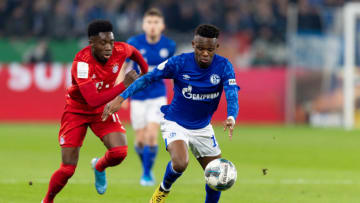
[210,74,221,85]
[159,48,169,58]
[140,49,146,55]
[112,65,119,73]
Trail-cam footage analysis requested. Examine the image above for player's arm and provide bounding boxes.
[222,61,240,139]
[115,62,129,85]
[112,62,131,109]
[126,44,148,75]
[102,58,176,121]
[74,61,138,108]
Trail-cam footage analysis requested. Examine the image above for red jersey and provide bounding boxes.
[65,42,140,114]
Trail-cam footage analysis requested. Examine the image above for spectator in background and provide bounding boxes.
[297,0,323,33]
[23,39,52,63]
[237,1,254,34]
[156,0,181,31]
[104,0,124,38]
[196,0,222,26]
[252,0,277,40]
[176,1,200,32]
[273,0,288,41]
[50,0,73,40]
[0,0,10,37]
[31,0,51,37]
[117,0,143,38]
[5,3,29,38]
[72,1,89,38]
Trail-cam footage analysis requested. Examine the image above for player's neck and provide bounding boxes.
[146,35,161,44]
[92,52,107,65]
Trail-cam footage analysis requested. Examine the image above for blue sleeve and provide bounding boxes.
[222,61,240,120]
[120,56,177,99]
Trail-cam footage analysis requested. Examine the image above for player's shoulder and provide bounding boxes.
[168,52,189,65]
[113,42,133,54]
[127,34,144,45]
[74,46,92,63]
[214,54,230,65]
[214,54,233,69]
[161,35,176,47]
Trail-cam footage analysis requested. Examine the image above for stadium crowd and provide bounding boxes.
[0,0,348,65]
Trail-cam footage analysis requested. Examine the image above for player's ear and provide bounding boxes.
[192,40,195,49]
[160,18,165,31]
[89,37,94,46]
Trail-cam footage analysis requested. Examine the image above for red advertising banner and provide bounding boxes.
[0,64,286,123]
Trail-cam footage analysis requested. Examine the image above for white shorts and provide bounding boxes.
[160,118,221,158]
[130,97,167,130]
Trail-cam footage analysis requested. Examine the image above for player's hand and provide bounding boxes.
[223,117,235,140]
[123,70,139,88]
[102,96,125,121]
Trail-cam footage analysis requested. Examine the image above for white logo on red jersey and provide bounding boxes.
[96,81,103,89]
[77,62,89,78]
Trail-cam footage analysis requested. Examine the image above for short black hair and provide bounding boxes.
[194,24,220,38]
[88,20,113,38]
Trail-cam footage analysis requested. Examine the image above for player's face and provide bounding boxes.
[90,32,115,64]
[192,35,219,68]
[142,15,165,38]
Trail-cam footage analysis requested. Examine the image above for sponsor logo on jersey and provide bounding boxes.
[182,74,191,80]
[229,79,237,85]
[159,48,169,58]
[210,74,221,85]
[112,65,119,73]
[182,85,220,101]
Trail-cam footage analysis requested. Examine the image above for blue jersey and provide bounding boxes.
[120,52,240,129]
[127,34,176,100]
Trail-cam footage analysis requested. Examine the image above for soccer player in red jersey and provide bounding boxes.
[41,20,148,203]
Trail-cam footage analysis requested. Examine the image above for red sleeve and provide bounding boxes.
[125,44,148,74]
[78,81,126,108]
[72,61,126,107]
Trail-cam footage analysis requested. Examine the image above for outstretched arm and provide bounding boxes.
[222,62,240,139]
[127,44,148,74]
[102,59,176,121]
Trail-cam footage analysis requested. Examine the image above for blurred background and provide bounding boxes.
[2,1,360,203]
[0,0,360,127]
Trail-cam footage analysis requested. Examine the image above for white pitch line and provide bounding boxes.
[0,178,358,185]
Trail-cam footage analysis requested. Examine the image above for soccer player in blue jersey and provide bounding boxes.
[119,8,176,186]
[103,24,239,203]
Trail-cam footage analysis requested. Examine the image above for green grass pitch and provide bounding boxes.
[0,123,359,203]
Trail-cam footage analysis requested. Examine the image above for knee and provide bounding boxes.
[107,146,128,164]
[172,157,188,173]
[60,163,76,178]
